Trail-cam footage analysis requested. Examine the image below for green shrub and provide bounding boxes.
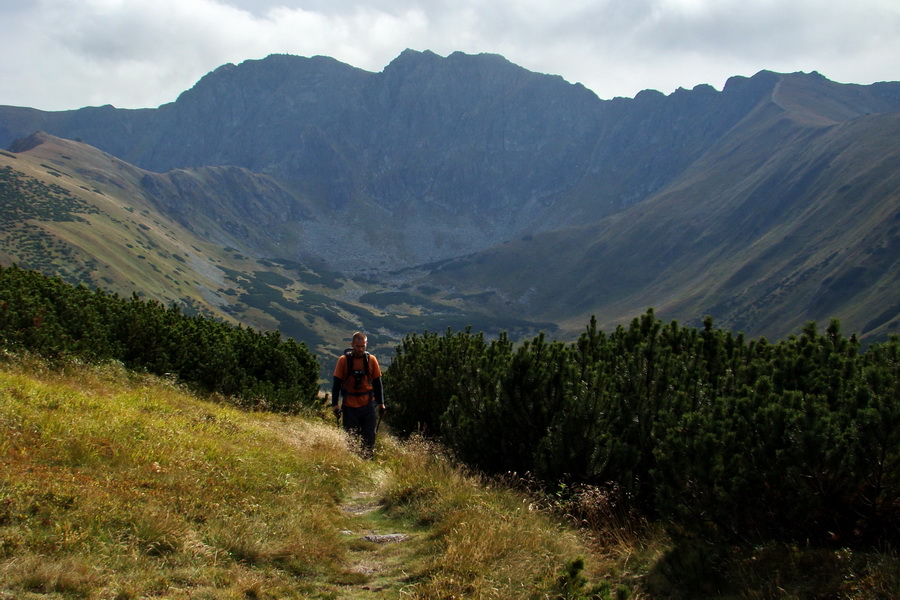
[0,264,319,412]
[385,310,900,547]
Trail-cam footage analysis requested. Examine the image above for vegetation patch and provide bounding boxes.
[386,310,900,551]
[359,290,452,312]
[0,166,100,223]
[268,257,344,289]
[0,265,319,412]
[251,269,291,288]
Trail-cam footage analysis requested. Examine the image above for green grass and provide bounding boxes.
[0,355,612,599]
[0,355,365,598]
[1,354,896,599]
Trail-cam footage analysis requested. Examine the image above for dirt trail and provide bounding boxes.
[333,474,425,598]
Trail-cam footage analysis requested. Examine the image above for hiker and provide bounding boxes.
[331,331,386,458]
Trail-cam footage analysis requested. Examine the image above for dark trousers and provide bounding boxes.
[342,402,378,456]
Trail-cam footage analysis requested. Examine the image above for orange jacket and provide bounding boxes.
[334,352,383,408]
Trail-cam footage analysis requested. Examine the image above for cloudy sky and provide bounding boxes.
[2,0,898,111]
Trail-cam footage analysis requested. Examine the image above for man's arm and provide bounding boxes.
[372,377,385,409]
[331,355,346,412]
[331,376,343,412]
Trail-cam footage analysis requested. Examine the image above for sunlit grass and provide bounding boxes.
[2,353,895,599]
[377,436,615,598]
[0,354,604,598]
[0,353,627,599]
[0,353,368,598]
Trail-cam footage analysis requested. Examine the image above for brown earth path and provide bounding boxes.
[329,471,427,599]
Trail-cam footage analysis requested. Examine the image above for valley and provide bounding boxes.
[1,51,898,362]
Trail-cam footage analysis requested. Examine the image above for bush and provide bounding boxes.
[0,264,319,411]
[384,310,900,547]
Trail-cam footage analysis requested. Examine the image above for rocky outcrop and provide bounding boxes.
[3,52,851,271]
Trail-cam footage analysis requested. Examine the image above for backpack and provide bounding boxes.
[343,348,370,392]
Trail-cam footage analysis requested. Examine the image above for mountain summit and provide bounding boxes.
[1,51,898,343]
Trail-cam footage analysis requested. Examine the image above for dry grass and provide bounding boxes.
[0,353,368,598]
[3,353,892,599]
[550,483,665,592]
[377,436,617,599]
[0,354,618,599]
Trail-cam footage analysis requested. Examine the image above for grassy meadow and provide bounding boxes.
[0,353,624,599]
[1,352,897,599]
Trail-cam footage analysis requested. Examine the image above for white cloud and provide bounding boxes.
[1,0,898,111]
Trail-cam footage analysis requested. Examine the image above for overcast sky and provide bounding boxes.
[2,0,899,111]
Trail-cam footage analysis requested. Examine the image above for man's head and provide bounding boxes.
[351,332,367,356]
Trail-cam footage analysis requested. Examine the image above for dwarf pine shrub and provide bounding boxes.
[385,311,900,547]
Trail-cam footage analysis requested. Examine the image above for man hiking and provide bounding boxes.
[331,331,386,458]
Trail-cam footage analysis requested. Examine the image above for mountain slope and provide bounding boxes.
[11,54,894,274]
[1,52,898,343]
[416,73,900,341]
[0,52,607,270]
[0,133,549,366]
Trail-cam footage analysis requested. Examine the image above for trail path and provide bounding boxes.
[331,470,425,598]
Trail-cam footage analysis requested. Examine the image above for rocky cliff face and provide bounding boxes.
[416,73,900,341]
[6,51,865,272]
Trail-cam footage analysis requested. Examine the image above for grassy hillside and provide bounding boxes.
[0,134,549,374]
[0,354,622,599]
[2,354,898,598]
[0,133,365,359]
[419,94,900,343]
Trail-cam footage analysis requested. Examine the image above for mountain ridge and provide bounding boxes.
[0,53,822,270]
[1,50,898,345]
[417,90,900,340]
[0,130,551,367]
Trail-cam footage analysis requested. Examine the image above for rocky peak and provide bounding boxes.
[2,53,898,276]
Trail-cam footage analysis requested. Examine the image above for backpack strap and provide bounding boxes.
[343,349,369,377]
[342,350,373,401]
